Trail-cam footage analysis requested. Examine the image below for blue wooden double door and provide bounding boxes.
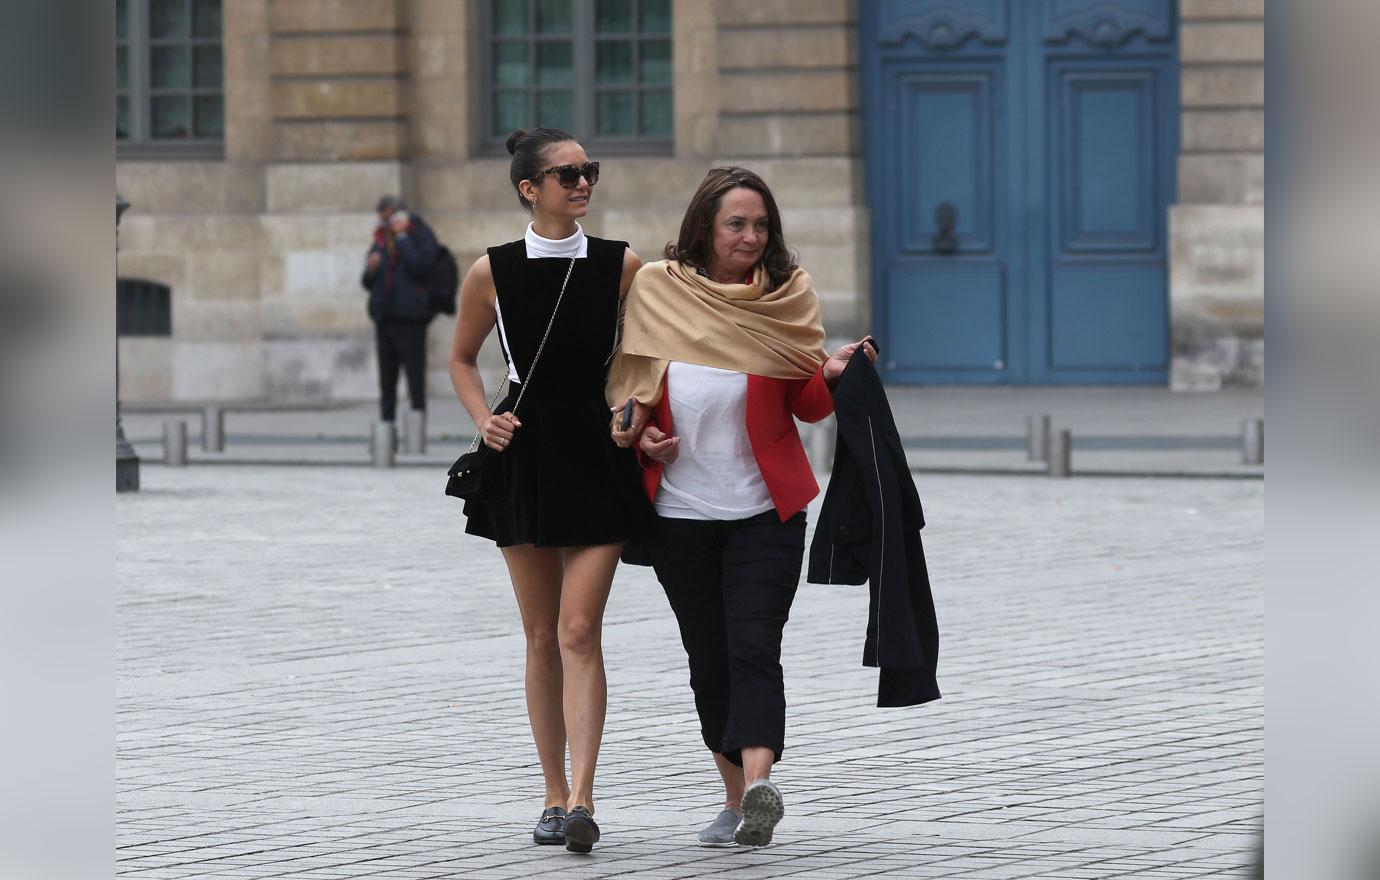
[861,0,1179,384]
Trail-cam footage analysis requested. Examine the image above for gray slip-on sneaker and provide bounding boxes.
[734,779,785,847]
[696,808,741,847]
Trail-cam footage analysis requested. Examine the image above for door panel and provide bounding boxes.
[1061,74,1155,245]
[862,0,1178,385]
[1049,266,1167,370]
[888,265,1007,372]
[900,73,997,253]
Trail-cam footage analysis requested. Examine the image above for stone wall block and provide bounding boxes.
[1170,204,1265,305]
[116,252,189,295]
[171,341,266,400]
[116,162,267,214]
[411,163,515,213]
[258,214,377,251]
[409,0,468,34]
[271,79,407,119]
[189,250,263,300]
[224,0,269,34]
[281,247,371,301]
[173,300,264,342]
[1178,154,1264,204]
[817,288,863,335]
[115,216,267,253]
[117,338,173,401]
[1182,65,1264,107]
[1181,22,1264,63]
[719,71,855,113]
[1180,0,1264,20]
[271,35,404,76]
[715,0,854,26]
[274,121,408,161]
[411,32,460,78]
[266,162,406,213]
[708,158,861,206]
[263,338,378,401]
[269,0,401,33]
[224,2,273,160]
[719,113,856,157]
[719,28,854,68]
[1182,109,1264,151]
[592,160,730,209]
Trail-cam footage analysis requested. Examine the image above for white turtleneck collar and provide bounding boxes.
[524,222,588,259]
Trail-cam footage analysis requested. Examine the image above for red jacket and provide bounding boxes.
[638,366,835,522]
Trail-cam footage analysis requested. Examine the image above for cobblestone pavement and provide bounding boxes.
[117,467,1263,879]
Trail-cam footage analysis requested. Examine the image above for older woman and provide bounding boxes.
[608,167,875,848]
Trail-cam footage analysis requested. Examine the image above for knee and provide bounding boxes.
[558,617,602,657]
[524,623,561,659]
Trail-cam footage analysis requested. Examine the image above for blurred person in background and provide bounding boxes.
[362,195,440,426]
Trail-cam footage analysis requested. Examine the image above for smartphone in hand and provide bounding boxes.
[619,398,636,432]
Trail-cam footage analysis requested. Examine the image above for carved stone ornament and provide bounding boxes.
[1042,1,1173,48]
[878,2,1008,51]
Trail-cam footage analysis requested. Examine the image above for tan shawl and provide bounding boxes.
[606,259,827,407]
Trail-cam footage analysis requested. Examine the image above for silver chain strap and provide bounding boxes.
[467,256,577,454]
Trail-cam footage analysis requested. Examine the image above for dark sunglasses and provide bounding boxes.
[532,161,600,189]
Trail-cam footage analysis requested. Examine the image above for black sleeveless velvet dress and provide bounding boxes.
[462,236,650,547]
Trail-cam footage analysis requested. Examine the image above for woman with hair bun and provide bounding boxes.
[448,127,648,854]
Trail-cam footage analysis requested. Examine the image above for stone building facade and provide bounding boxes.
[115,0,1263,401]
[1170,0,1265,388]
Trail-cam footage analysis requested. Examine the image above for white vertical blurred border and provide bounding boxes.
[0,1,115,877]
[1272,0,1380,878]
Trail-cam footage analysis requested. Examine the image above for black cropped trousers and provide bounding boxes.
[649,509,806,767]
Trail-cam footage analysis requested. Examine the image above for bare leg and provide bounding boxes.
[713,752,745,811]
[501,544,570,808]
[741,746,774,786]
[557,543,622,813]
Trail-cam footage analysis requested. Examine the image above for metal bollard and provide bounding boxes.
[403,409,427,455]
[809,416,837,473]
[1241,418,1264,465]
[1026,414,1051,461]
[372,421,396,468]
[1048,429,1072,477]
[162,419,187,467]
[202,405,224,452]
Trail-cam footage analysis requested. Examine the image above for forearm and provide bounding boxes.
[449,357,494,429]
[789,367,835,422]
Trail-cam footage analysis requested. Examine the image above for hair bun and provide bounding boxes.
[505,129,530,156]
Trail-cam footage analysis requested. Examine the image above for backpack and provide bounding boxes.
[425,245,460,315]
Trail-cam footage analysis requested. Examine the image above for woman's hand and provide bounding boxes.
[610,399,653,448]
[823,336,878,387]
[481,411,522,451]
[638,425,680,464]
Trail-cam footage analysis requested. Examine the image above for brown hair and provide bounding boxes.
[505,127,577,211]
[664,166,798,291]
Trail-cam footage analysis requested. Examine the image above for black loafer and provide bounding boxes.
[563,806,600,853]
[533,806,566,845]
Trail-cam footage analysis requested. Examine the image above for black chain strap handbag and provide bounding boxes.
[446,257,577,501]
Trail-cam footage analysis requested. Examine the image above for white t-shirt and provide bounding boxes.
[654,361,776,521]
[495,223,588,383]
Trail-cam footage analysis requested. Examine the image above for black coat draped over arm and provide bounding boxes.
[807,346,941,708]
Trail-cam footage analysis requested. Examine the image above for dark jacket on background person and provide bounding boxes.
[807,346,941,708]
[361,214,440,323]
